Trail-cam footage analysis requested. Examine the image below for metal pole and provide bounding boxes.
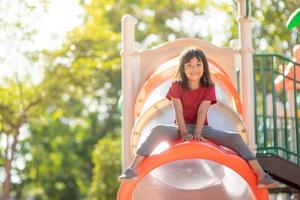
[121,15,137,169]
[237,0,256,151]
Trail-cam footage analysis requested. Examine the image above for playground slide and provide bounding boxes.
[118,64,269,200]
[118,101,268,200]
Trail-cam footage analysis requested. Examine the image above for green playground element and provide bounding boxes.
[287,8,300,30]
[252,53,300,165]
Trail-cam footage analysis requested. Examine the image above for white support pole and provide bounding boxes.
[230,39,241,91]
[288,90,296,158]
[121,15,137,169]
[237,0,256,151]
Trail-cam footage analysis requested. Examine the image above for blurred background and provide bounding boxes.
[0,0,299,199]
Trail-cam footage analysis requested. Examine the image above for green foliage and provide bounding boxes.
[13,0,122,198]
[88,134,121,200]
[252,0,300,55]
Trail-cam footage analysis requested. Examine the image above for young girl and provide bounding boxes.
[118,47,278,189]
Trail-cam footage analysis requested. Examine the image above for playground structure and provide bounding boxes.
[118,0,300,199]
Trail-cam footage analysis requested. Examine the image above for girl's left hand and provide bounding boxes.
[194,134,202,141]
[183,133,193,141]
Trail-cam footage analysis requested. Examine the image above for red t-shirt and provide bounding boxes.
[166,81,217,125]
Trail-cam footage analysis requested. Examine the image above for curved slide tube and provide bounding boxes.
[117,140,269,200]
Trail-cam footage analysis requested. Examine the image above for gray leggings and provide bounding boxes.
[136,124,256,161]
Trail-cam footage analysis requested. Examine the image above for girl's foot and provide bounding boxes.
[257,173,279,189]
[118,168,138,182]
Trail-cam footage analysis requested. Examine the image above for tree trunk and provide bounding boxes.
[2,131,19,200]
[2,159,12,200]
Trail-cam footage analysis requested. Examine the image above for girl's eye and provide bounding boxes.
[185,63,202,68]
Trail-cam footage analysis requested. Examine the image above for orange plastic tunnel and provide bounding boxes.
[118,140,269,200]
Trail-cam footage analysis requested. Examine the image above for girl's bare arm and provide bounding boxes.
[194,100,211,138]
[171,97,188,137]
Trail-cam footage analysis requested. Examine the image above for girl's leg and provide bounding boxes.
[248,160,279,188]
[248,160,266,178]
[201,126,257,161]
[118,124,180,182]
[128,154,145,170]
[201,126,279,188]
[118,154,145,182]
[135,124,180,157]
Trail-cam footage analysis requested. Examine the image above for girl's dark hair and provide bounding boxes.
[177,47,214,89]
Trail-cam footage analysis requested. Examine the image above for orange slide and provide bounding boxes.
[118,140,269,200]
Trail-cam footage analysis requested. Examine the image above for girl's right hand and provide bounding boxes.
[182,133,193,141]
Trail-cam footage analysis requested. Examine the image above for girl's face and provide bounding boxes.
[184,57,204,82]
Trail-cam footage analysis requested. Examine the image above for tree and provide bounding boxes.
[88,134,121,200]
[0,0,48,199]
[251,0,300,55]
[0,79,45,199]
